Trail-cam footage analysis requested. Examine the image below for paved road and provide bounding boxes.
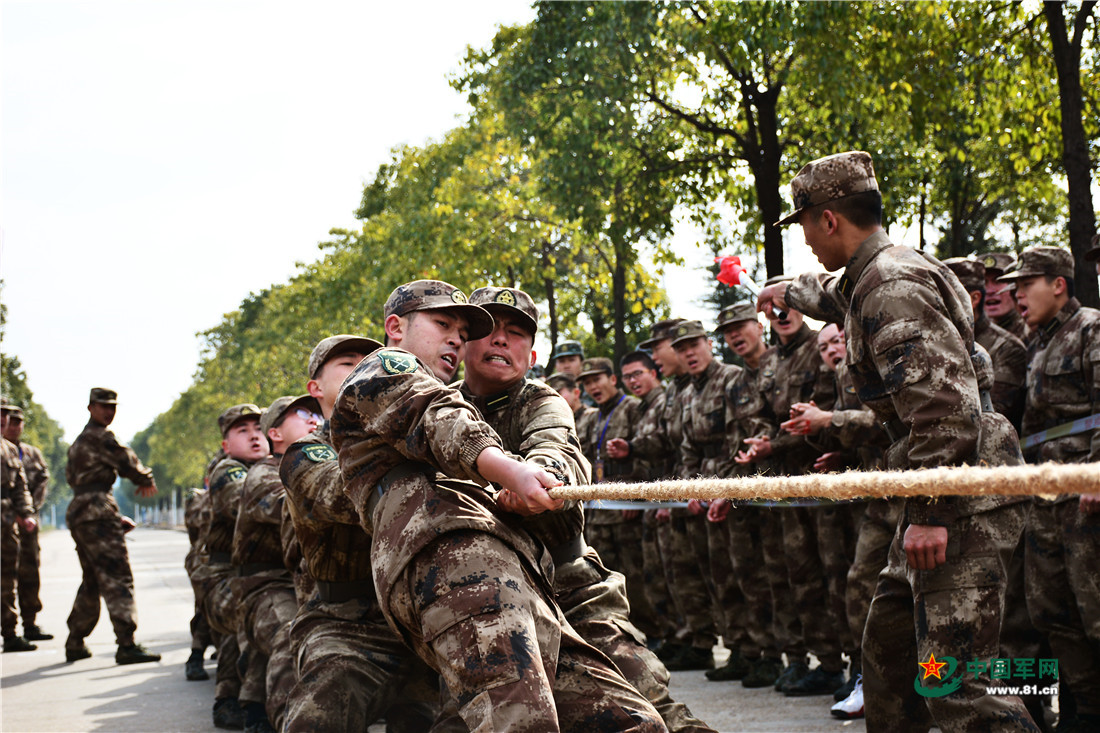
[1,528,866,732]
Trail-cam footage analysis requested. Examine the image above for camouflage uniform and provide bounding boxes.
[461,376,714,733]
[64,419,154,651]
[577,376,659,640]
[974,312,1027,431]
[232,455,298,729]
[1010,281,1100,717]
[787,225,1035,731]
[1,439,34,640]
[184,488,213,655]
[12,440,47,632]
[679,353,744,660]
[997,308,1028,342]
[282,421,434,733]
[332,344,665,733]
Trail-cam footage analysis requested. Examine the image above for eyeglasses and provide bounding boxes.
[295,408,321,422]
[621,370,648,382]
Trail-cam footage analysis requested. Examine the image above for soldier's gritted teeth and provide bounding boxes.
[817,323,846,371]
[465,312,532,389]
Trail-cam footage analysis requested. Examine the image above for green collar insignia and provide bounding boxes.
[302,444,336,463]
[226,465,247,482]
[378,350,419,375]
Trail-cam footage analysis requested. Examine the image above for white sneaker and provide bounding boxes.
[830,674,864,719]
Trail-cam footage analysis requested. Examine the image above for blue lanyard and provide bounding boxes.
[596,394,626,453]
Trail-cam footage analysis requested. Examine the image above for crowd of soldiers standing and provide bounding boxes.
[2,149,1098,733]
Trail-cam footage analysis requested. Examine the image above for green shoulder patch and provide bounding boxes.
[226,465,247,482]
[378,349,419,375]
[302,444,337,463]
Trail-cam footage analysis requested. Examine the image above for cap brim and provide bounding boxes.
[480,303,536,336]
[92,399,118,405]
[774,208,803,227]
[637,337,660,350]
[421,303,495,341]
[315,337,383,377]
[997,269,1042,282]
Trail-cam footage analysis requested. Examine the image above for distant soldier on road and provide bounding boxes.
[1,408,38,653]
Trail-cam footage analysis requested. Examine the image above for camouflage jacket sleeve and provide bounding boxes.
[1,440,33,518]
[239,459,285,528]
[18,444,50,509]
[787,272,848,324]
[104,430,155,487]
[280,436,361,526]
[332,348,504,510]
[204,457,251,554]
[508,388,591,486]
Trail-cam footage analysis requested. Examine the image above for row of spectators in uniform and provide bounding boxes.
[535,245,1098,724]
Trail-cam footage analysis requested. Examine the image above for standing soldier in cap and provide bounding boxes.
[331,279,664,732]
[549,340,585,378]
[945,257,1027,429]
[1000,245,1100,730]
[547,372,595,429]
[461,286,714,733]
[1,405,52,642]
[64,388,161,665]
[183,486,213,680]
[760,150,1037,731]
[281,334,436,733]
[232,395,321,732]
[1,410,38,652]
[204,402,268,728]
[981,252,1029,341]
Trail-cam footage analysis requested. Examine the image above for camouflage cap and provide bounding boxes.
[545,372,577,392]
[469,286,538,335]
[1086,233,1100,262]
[979,252,1017,277]
[218,403,263,438]
[670,319,709,347]
[259,394,321,436]
[638,318,686,350]
[89,388,118,405]
[944,257,986,292]
[578,357,614,380]
[998,246,1074,282]
[383,280,494,341]
[775,151,878,226]
[308,334,383,379]
[715,302,758,332]
[0,404,23,419]
[551,340,584,361]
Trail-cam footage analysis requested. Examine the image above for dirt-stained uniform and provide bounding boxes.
[281,421,434,733]
[232,455,298,729]
[64,419,154,652]
[787,226,1036,731]
[332,345,665,733]
[1,438,34,640]
[1012,286,1100,719]
[461,377,714,733]
[12,439,47,632]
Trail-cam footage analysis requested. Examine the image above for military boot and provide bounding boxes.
[664,644,714,671]
[116,642,161,665]
[774,658,809,691]
[65,643,92,662]
[213,698,245,730]
[3,635,37,653]
[23,623,53,641]
[742,656,784,688]
[783,666,845,696]
[185,648,210,680]
[706,648,752,680]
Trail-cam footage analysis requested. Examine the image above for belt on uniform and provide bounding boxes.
[236,562,285,577]
[208,552,232,564]
[882,389,996,443]
[549,534,587,566]
[701,443,724,459]
[316,578,375,603]
[72,481,113,495]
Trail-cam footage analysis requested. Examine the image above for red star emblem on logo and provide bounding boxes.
[919,652,947,680]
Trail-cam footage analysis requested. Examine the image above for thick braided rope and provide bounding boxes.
[548,463,1100,502]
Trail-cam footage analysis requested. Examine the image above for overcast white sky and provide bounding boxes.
[1,0,836,444]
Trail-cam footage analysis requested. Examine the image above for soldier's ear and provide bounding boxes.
[306,379,323,400]
[384,314,405,345]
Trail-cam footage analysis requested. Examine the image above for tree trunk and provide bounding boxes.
[612,234,628,365]
[755,89,785,278]
[543,276,558,352]
[1044,1,1098,308]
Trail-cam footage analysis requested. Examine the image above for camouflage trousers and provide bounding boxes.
[642,509,679,643]
[585,514,663,640]
[200,563,243,699]
[717,506,778,660]
[1,511,21,637]
[659,510,717,650]
[706,515,749,653]
[284,596,437,732]
[846,499,903,671]
[17,514,41,626]
[555,546,716,733]
[388,530,666,733]
[862,501,1039,732]
[817,502,863,661]
[781,506,844,672]
[759,507,802,658]
[184,548,212,652]
[1025,499,1100,716]
[238,578,298,729]
[66,519,137,648]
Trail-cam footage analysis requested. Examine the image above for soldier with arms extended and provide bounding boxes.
[1,404,52,643]
[1,409,38,652]
[64,388,160,664]
[1000,246,1100,730]
[760,151,1038,731]
[332,280,665,732]
[461,285,713,733]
